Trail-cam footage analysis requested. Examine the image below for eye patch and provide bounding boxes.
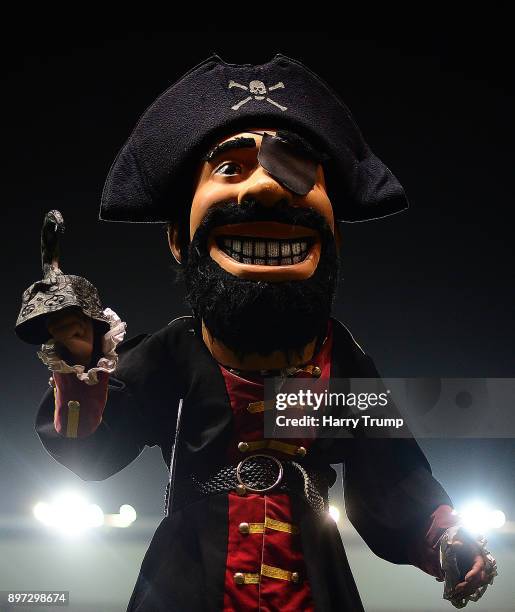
[257,132,318,195]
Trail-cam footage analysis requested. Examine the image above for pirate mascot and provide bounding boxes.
[16,55,497,611]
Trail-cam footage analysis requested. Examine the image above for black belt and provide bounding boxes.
[166,453,330,517]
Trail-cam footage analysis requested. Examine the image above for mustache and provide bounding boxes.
[189,198,333,255]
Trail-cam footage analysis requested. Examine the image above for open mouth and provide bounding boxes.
[208,222,321,281]
[216,236,314,266]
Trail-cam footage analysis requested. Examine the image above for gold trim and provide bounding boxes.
[247,400,275,413]
[235,567,301,584]
[247,401,264,413]
[66,401,80,438]
[268,440,299,455]
[244,440,266,452]
[265,517,300,534]
[240,519,298,535]
[244,439,302,456]
[261,563,295,581]
[238,573,260,584]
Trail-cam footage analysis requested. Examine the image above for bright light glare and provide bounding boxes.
[457,501,507,534]
[33,491,104,536]
[85,504,105,528]
[33,493,138,533]
[33,501,52,525]
[105,504,137,528]
[119,504,137,524]
[489,510,506,529]
[328,505,340,522]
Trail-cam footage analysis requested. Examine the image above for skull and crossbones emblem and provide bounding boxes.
[228,80,287,111]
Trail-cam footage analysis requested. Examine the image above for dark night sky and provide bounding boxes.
[1,31,513,519]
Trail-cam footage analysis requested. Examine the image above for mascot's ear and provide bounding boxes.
[167,224,182,264]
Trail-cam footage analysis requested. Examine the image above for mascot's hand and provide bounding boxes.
[440,526,497,608]
[46,308,94,367]
[450,536,488,599]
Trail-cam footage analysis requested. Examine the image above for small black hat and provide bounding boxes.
[100,54,408,224]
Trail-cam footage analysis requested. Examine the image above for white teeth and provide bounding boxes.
[218,236,312,266]
[267,241,280,257]
[281,243,292,257]
[255,242,266,257]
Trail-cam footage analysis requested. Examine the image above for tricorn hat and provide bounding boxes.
[100,54,408,224]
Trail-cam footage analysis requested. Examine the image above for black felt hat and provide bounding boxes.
[100,54,408,223]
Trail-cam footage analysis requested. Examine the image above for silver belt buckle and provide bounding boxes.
[236,453,284,493]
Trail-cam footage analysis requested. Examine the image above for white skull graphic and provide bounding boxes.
[228,79,287,111]
[249,80,266,99]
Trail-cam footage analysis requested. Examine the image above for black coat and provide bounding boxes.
[35,316,453,611]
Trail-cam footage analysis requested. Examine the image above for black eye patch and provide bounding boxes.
[257,132,318,196]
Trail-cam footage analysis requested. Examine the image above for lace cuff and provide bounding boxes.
[37,307,126,385]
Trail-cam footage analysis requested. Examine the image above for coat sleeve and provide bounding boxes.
[338,353,456,567]
[343,435,455,566]
[35,331,180,481]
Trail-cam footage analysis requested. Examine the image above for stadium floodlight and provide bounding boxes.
[32,491,105,536]
[33,491,139,533]
[457,500,507,535]
[328,505,340,522]
[103,504,138,528]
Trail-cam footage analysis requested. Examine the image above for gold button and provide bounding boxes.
[238,441,249,452]
[234,572,245,585]
[67,400,80,410]
[291,571,300,584]
[239,522,250,534]
[235,484,247,496]
[312,366,322,378]
[296,446,307,457]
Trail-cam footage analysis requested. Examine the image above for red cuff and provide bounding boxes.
[53,371,110,438]
[407,504,460,578]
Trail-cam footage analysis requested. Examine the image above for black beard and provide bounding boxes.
[183,200,339,364]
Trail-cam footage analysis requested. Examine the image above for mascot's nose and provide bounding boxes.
[237,166,293,208]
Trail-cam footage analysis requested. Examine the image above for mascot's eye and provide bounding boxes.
[215,162,242,176]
